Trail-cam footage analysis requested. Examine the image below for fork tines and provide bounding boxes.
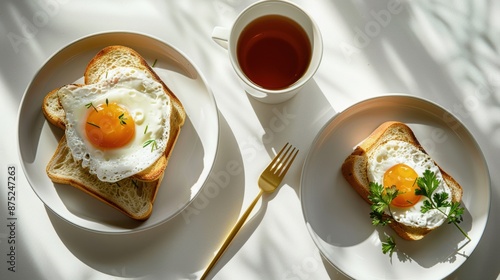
[270,143,299,177]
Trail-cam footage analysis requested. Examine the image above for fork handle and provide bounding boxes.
[201,190,264,280]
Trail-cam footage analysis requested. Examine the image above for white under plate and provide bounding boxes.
[18,32,219,234]
[300,95,490,279]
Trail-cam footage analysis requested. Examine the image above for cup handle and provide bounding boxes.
[211,26,230,49]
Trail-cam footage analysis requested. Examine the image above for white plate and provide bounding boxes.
[300,95,490,279]
[18,32,219,234]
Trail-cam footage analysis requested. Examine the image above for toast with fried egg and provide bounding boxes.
[341,121,463,240]
[42,45,185,220]
[43,45,185,182]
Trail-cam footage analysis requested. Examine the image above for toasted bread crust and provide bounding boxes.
[42,88,67,130]
[43,45,185,220]
[46,136,161,220]
[341,121,463,240]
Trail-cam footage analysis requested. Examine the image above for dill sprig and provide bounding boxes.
[143,139,158,152]
[85,102,98,112]
[118,113,127,125]
[86,122,100,128]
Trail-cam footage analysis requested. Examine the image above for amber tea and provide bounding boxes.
[237,15,312,90]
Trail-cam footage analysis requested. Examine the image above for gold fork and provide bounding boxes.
[200,143,299,280]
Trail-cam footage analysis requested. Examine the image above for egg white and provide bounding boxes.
[367,140,451,229]
[58,67,171,182]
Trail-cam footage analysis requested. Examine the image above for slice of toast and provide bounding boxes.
[43,45,186,182]
[341,121,463,240]
[46,136,161,220]
[42,46,185,220]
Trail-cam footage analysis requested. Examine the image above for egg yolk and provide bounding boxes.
[85,102,135,149]
[383,163,421,208]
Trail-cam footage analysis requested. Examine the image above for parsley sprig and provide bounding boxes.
[368,182,398,256]
[415,170,470,241]
[368,169,470,257]
[382,235,396,257]
[368,182,398,226]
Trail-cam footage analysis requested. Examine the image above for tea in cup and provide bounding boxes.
[212,0,323,104]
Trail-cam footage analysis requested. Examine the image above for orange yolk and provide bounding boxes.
[383,163,421,208]
[85,102,135,149]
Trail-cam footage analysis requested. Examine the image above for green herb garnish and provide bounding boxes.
[368,182,398,257]
[106,98,109,106]
[382,234,396,257]
[368,182,398,226]
[415,170,470,240]
[368,169,470,257]
[86,122,100,128]
[85,102,98,112]
[118,113,127,125]
[152,58,158,67]
[144,124,149,135]
[143,139,158,152]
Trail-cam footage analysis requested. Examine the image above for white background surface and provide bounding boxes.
[1,0,499,279]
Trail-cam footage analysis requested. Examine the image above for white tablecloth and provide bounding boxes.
[1,0,498,279]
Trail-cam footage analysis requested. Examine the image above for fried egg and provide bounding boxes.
[58,67,171,182]
[367,140,451,229]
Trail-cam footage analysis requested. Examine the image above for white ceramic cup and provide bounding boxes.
[212,0,323,104]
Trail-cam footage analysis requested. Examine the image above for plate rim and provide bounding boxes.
[299,93,491,279]
[17,30,220,234]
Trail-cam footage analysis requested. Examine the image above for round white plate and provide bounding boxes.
[18,32,219,234]
[300,95,490,279]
